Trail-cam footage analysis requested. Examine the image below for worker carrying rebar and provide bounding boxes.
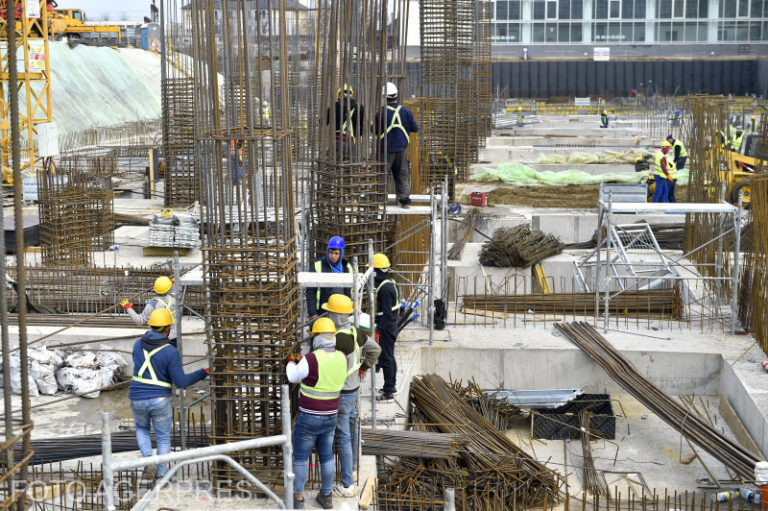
[129,309,209,481]
[121,276,179,347]
[307,294,381,498]
[516,107,525,127]
[286,317,347,510]
[600,110,608,128]
[376,82,419,209]
[652,141,674,203]
[306,236,354,322]
[666,134,688,171]
[372,253,400,401]
[327,84,363,161]
[731,129,744,153]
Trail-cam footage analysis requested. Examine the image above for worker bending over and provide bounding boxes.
[306,236,354,322]
[652,141,674,203]
[286,318,347,510]
[376,82,419,209]
[321,294,381,498]
[122,276,179,347]
[129,309,209,480]
[373,253,400,401]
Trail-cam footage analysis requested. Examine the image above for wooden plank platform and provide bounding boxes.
[142,246,190,257]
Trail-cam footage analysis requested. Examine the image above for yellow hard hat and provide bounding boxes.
[373,253,391,269]
[154,276,173,295]
[661,140,671,148]
[517,107,522,111]
[602,110,607,114]
[337,84,354,97]
[311,317,336,335]
[322,294,354,314]
[148,308,175,327]
[752,115,757,119]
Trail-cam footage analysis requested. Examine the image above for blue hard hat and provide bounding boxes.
[675,110,681,115]
[327,235,345,250]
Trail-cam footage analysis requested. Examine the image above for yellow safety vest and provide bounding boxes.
[375,278,400,317]
[653,151,670,178]
[299,350,347,400]
[667,156,678,180]
[155,295,176,323]
[132,344,172,388]
[263,105,271,121]
[600,114,608,127]
[672,139,688,158]
[732,134,744,152]
[314,260,353,303]
[337,327,362,376]
[337,107,356,139]
[380,105,410,142]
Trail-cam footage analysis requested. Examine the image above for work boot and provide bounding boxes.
[316,491,333,509]
[399,200,410,209]
[140,465,156,480]
[293,495,305,509]
[376,391,395,401]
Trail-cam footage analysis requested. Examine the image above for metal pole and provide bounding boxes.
[731,203,742,334]
[102,412,115,511]
[440,176,448,299]
[0,92,13,505]
[353,256,360,328]
[368,240,377,428]
[428,188,436,345]
[173,252,186,450]
[603,192,613,332]
[280,384,294,507]
[594,197,603,324]
[444,487,456,511]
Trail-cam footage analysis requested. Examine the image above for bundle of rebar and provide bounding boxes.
[447,208,480,260]
[463,289,682,319]
[191,0,299,486]
[556,322,760,480]
[449,378,522,431]
[580,411,609,497]
[479,225,564,268]
[361,429,461,460]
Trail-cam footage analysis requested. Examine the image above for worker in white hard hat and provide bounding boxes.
[375,82,419,209]
[326,83,364,161]
[121,276,179,347]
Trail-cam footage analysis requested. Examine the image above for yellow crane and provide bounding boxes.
[0,0,53,185]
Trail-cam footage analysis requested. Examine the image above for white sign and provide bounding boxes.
[28,41,45,70]
[37,122,58,157]
[25,0,40,18]
[593,47,610,61]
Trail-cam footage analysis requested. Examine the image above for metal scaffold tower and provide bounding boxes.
[0,0,53,185]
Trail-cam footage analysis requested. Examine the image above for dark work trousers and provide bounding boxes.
[334,137,355,162]
[675,156,687,170]
[376,323,398,393]
[668,179,677,203]
[387,150,411,204]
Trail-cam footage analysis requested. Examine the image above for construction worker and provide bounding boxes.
[121,276,179,347]
[600,110,608,128]
[652,141,674,203]
[671,109,681,127]
[319,294,381,498]
[375,82,419,209]
[372,253,400,401]
[129,309,209,480]
[666,134,688,171]
[262,100,271,123]
[516,107,525,127]
[731,129,744,153]
[327,84,363,161]
[306,236,354,322]
[750,115,758,132]
[286,317,347,510]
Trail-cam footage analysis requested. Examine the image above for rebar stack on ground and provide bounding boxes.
[191,0,298,486]
[161,0,198,208]
[449,378,522,430]
[580,411,609,498]
[479,225,564,268]
[307,0,389,262]
[361,429,461,459]
[447,208,481,260]
[37,157,115,267]
[376,374,560,510]
[463,289,681,319]
[556,322,760,480]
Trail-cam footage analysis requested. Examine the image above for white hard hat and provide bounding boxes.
[385,82,398,98]
[262,100,268,106]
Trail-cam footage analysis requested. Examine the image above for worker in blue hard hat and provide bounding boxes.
[671,109,681,127]
[306,236,355,322]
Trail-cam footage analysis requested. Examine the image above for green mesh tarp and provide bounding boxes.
[16,42,161,136]
[474,163,690,186]
[534,149,646,164]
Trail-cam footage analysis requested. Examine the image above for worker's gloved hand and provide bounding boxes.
[120,299,132,310]
[203,368,210,376]
[668,177,674,182]
[358,363,369,380]
[374,331,380,343]
[286,353,302,365]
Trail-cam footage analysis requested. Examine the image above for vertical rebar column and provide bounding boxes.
[192,0,299,486]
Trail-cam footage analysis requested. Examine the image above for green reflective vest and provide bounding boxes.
[731,133,744,152]
[299,350,347,400]
[653,150,670,178]
[337,327,362,376]
[155,295,176,322]
[337,107,356,139]
[132,344,172,388]
[375,278,400,317]
[672,139,688,158]
[380,105,410,142]
[314,260,354,303]
[600,114,608,127]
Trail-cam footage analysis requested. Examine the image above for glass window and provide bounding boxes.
[533,1,545,19]
[594,22,607,40]
[738,0,749,17]
[533,22,546,41]
[547,1,557,18]
[622,0,634,18]
[659,1,672,17]
[751,0,763,17]
[572,0,584,18]
[508,23,521,41]
[546,23,557,41]
[750,21,762,39]
[685,0,699,18]
[721,0,736,17]
[496,1,508,20]
[508,1,522,19]
[559,0,571,19]
[635,0,647,18]
[764,21,768,40]
[595,0,608,18]
[610,0,621,17]
[699,1,708,17]
[559,22,570,40]
[572,23,583,40]
[673,0,684,17]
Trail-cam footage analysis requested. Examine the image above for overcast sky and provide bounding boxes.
[56,0,155,21]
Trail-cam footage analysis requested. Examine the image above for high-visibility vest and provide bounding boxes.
[314,260,353,303]
[337,106,356,139]
[132,344,172,388]
[600,114,608,127]
[155,295,176,323]
[731,133,744,152]
[299,350,347,401]
[337,327,362,376]
[263,105,271,121]
[375,278,400,317]
[516,114,524,125]
[653,150,669,178]
[672,139,688,158]
[667,156,678,180]
[380,105,410,142]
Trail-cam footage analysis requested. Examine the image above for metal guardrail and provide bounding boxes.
[101,384,294,511]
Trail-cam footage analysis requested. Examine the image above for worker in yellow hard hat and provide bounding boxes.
[129,308,209,481]
[600,110,609,128]
[328,83,363,161]
[320,294,381,496]
[652,141,674,203]
[516,107,525,128]
[121,276,179,347]
[371,253,400,401]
